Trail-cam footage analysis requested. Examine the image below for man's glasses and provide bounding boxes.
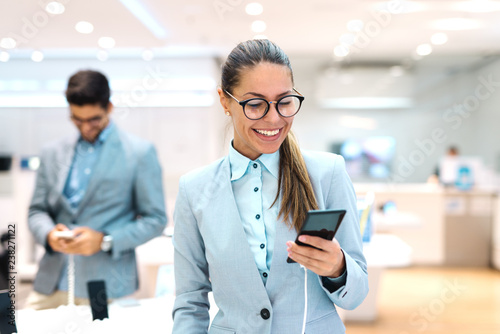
[224,88,305,120]
[70,114,104,126]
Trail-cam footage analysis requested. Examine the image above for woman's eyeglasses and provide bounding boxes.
[224,88,305,120]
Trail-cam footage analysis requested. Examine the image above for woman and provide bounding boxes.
[172,39,368,333]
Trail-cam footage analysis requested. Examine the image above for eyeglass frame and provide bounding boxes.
[70,114,106,126]
[224,88,305,120]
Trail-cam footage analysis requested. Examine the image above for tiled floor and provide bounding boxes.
[345,266,500,334]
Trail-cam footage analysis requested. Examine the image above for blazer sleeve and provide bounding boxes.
[172,176,211,334]
[28,147,57,249]
[110,144,168,260]
[319,155,369,310]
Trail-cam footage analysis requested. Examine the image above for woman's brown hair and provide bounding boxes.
[221,39,318,231]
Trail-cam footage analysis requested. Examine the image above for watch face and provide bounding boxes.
[101,236,112,252]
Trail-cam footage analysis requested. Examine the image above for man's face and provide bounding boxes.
[69,103,111,143]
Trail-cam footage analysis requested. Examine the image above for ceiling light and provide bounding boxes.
[97,50,109,61]
[45,1,65,14]
[142,49,154,61]
[334,45,350,58]
[452,0,500,13]
[431,32,448,45]
[0,51,9,62]
[98,37,116,49]
[347,20,364,32]
[416,43,432,56]
[253,34,268,40]
[339,33,356,46]
[251,20,266,33]
[246,3,263,15]
[0,37,16,49]
[119,0,168,39]
[75,21,94,34]
[430,18,482,30]
[31,51,44,62]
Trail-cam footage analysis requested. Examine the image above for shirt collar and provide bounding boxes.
[79,121,114,145]
[228,141,280,181]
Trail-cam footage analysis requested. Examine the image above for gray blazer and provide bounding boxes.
[172,151,368,333]
[28,126,167,299]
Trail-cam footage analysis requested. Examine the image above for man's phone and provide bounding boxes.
[87,280,109,320]
[287,209,346,263]
[53,230,75,240]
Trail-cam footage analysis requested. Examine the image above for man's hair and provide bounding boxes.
[65,70,110,109]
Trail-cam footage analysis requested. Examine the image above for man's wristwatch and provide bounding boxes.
[101,233,113,253]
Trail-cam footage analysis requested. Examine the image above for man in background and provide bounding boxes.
[26,70,167,309]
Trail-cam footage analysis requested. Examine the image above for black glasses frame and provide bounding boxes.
[224,88,305,120]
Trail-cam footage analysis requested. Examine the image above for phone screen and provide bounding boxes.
[87,280,109,320]
[287,209,346,263]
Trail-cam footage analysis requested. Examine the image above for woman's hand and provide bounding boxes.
[287,235,346,278]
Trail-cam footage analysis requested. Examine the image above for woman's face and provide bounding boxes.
[219,62,295,160]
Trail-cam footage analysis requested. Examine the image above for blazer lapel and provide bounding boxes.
[55,135,78,214]
[76,127,120,215]
[212,158,270,297]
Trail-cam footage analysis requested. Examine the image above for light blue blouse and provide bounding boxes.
[228,144,280,285]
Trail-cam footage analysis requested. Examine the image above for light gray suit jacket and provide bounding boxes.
[28,126,167,299]
[172,151,368,333]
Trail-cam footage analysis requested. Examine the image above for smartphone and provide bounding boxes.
[287,209,346,263]
[87,280,109,320]
[53,230,75,240]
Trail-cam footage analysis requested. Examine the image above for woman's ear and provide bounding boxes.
[217,88,231,116]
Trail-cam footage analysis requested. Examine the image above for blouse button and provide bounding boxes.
[260,243,265,249]
[256,214,260,220]
[254,187,259,192]
[253,163,258,168]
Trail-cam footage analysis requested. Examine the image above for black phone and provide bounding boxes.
[287,209,346,263]
[87,280,109,321]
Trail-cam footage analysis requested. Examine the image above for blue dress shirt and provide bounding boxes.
[228,143,280,285]
[63,122,114,208]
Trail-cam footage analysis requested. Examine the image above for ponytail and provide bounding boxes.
[274,131,318,231]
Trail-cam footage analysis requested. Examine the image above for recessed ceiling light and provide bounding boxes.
[75,21,94,34]
[347,20,364,32]
[246,3,263,15]
[251,20,266,33]
[334,45,350,58]
[431,18,482,30]
[416,43,432,56]
[98,37,116,49]
[97,50,109,61]
[0,37,16,49]
[431,32,448,45]
[452,0,500,13]
[45,1,65,15]
[31,51,44,62]
[142,49,154,61]
[0,51,9,62]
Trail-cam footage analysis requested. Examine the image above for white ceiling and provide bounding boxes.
[1,0,500,63]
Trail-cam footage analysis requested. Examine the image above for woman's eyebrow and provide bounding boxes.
[242,90,293,98]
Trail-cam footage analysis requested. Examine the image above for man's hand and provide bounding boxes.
[47,224,73,253]
[286,235,346,278]
[63,227,104,256]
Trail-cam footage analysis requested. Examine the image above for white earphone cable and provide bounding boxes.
[300,265,308,334]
